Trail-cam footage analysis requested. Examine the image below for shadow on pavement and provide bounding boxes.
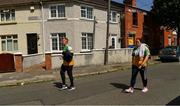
[167,96,180,105]
[110,83,142,93]
[53,82,63,88]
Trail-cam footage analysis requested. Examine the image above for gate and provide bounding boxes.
[0,53,15,73]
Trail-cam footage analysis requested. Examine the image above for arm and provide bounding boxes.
[138,46,150,69]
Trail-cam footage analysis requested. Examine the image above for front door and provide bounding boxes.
[27,33,38,54]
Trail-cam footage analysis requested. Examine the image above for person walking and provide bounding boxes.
[125,38,150,93]
[60,37,75,91]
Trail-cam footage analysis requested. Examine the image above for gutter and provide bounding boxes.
[40,1,46,59]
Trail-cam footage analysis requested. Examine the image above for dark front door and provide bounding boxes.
[27,33,38,54]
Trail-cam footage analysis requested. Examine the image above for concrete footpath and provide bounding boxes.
[0,58,160,87]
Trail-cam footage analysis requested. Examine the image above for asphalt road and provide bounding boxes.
[0,62,180,105]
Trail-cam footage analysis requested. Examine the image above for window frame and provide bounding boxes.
[110,34,117,49]
[132,12,138,26]
[81,33,93,51]
[0,9,15,22]
[49,4,66,19]
[110,11,117,23]
[0,35,18,52]
[80,5,94,20]
[50,33,66,52]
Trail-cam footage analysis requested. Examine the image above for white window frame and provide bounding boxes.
[50,33,66,52]
[0,9,15,22]
[0,35,18,52]
[110,11,117,23]
[80,5,94,20]
[111,34,117,49]
[49,4,66,19]
[81,33,93,51]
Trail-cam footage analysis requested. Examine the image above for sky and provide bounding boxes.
[113,0,153,11]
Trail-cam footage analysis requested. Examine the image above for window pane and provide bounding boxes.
[5,11,11,21]
[59,33,66,50]
[7,39,13,51]
[1,12,5,21]
[1,41,6,51]
[52,38,58,50]
[50,6,57,18]
[87,7,93,19]
[13,40,18,51]
[112,38,115,49]
[88,34,93,49]
[112,12,116,22]
[11,9,15,21]
[58,5,65,17]
[81,7,86,18]
[82,37,86,49]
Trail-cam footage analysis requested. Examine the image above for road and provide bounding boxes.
[0,62,180,105]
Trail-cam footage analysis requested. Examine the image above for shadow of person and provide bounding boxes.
[110,83,142,93]
[53,82,63,88]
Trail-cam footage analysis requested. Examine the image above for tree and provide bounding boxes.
[151,0,180,45]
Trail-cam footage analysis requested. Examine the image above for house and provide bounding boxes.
[0,0,133,72]
[122,0,177,54]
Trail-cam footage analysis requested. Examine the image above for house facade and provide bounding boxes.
[0,0,133,71]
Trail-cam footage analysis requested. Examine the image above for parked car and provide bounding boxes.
[159,46,180,62]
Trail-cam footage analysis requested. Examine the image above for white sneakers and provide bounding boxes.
[61,85,76,91]
[142,87,148,93]
[125,87,148,93]
[125,88,134,93]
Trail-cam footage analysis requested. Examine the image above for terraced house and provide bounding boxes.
[0,0,133,71]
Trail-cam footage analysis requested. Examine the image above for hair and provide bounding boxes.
[63,37,69,41]
[136,38,142,42]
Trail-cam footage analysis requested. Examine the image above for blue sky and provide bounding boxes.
[113,0,153,11]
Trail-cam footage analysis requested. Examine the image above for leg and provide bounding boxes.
[130,65,139,88]
[139,67,148,87]
[60,65,67,85]
[67,66,74,87]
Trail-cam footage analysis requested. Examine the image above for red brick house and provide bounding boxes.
[122,0,177,54]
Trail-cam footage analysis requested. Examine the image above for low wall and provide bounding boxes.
[51,48,133,69]
[23,54,44,68]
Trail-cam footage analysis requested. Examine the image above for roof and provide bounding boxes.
[0,0,40,6]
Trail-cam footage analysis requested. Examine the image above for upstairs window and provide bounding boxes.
[50,4,65,18]
[110,11,117,22]
[81,6,93,19]
[132,12,138,26]
[0,9,15,22]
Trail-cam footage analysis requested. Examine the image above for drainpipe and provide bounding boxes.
[40,1,46,59]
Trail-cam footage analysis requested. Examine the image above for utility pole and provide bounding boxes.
[104,0,111,65]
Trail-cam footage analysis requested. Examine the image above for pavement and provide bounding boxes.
[0,57,160,87]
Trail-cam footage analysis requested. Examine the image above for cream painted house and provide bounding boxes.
[0,0,125,69]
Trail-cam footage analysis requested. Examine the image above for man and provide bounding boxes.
[125,38,150,93]
[60,37,75,91]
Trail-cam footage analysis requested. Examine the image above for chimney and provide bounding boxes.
[123,0,136,7]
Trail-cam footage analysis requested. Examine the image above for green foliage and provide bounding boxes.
[151,0,180,30]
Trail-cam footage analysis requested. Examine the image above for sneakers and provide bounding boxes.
[125,88,134,93]
[60,85,68,90]
[142,87,148,93]
[68,86,76,91]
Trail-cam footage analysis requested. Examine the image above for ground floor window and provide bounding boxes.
[51,33,66,51]
[110,34,117,49]
[81,33,93,51]
[0,35,18,51]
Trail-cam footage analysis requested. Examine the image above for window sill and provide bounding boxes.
[80,18,94,21]
[0,21,17,25]
[110,21,118,24]
[132,25,138,28]
[47,17,67,21]
[80,50,92,53]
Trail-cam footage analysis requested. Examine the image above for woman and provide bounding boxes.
[125,38,150,93]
